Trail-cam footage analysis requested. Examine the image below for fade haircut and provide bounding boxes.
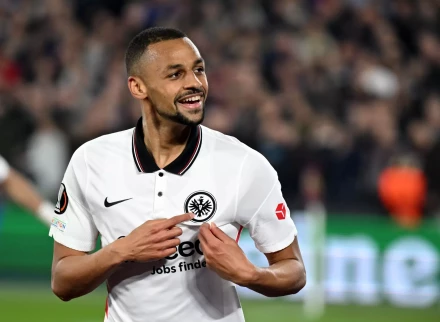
[125,27,187,76]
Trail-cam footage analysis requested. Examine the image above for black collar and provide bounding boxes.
[131,118,202,175]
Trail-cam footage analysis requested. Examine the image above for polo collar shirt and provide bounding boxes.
[50,118,298,322]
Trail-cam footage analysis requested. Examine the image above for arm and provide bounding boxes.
[0,156,53,225]
[51,213,193,301]
[3,168,42,213]
[200,150,305,296]
[199,223,306,297]
[51,240,125,301]
[245,238,306,297]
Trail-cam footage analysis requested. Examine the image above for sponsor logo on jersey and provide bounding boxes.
[51,217,67,232]
[275,203,287,220]
[104,197,132,208]
[165,239,203,260]
[55,183,68,214]
[153,239,206,275]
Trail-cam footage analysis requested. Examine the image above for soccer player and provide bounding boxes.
[0,154,54,225]
[50,27,306,322]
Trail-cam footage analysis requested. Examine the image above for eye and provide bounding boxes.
[195,67,205,74]
[169,71,182,79]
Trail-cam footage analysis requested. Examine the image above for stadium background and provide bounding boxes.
[0,0,439,321]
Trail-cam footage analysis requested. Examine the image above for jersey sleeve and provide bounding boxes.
[0,155,10,184]
[235,151,297,253]
[49,145,98,252]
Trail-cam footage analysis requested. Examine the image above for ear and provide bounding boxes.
[128,76,148,100]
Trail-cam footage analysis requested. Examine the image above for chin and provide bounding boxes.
[178,108,204,125]
[186,115,204,126]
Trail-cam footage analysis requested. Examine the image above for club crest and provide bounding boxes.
[184,191,217,223]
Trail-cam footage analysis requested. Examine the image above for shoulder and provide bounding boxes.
[200,126,276,175]
[76,128,133,157]
[201,125,252,155]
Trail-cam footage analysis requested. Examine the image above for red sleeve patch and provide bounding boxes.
[275,203,286,220]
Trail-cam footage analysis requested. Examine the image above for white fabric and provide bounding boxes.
[0,155,10,184]
[50,126,297,322]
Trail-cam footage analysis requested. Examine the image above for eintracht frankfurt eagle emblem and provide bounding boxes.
[184,191,217,223]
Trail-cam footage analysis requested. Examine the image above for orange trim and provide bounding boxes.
[60,191,67,212]
[235,225,244,243]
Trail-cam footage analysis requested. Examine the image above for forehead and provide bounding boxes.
[144,38,202,70]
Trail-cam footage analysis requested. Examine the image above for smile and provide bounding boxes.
[177,94,203,109]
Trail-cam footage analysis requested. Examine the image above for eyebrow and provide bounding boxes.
[194,58,204,65]
[165,58,205,72]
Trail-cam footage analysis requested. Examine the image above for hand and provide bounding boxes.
[198,223,256,286]
[120,213,194,262]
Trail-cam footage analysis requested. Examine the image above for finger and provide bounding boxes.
[159,247,179,258]
[140,218,167,229]
[157,238,181,250]
[199,223,221,246]
[197,230,209,254]
[155,227,183,241]
[198,227,208,245]
[161,213,194,229]
[209,223,234,243]
[151,219,168,223]
[152,219,177,231]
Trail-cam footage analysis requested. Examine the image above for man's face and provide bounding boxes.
[141,38,208,126]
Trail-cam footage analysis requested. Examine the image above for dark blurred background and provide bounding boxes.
[2,0,440,221]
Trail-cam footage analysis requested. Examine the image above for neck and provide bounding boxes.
[141,110,192,169]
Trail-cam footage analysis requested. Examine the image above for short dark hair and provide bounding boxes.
[125,27,187,76]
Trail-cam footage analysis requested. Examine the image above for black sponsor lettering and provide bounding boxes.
[165,239,203,260]
[178,260,206,272]
[179,241,195,257]
[166,252,178,260]
[195,239,203,255]
[152,265,178,275]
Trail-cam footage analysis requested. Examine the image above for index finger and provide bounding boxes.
[160,213,194,229]
[199,223,221,246]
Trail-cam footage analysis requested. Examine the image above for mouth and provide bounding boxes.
[176,94,204,109]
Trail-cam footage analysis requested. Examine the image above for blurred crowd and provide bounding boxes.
[1,0,440,218]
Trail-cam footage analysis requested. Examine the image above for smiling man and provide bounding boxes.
[49,27,306,322]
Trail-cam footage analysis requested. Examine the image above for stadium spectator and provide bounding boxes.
[1,0,440,219]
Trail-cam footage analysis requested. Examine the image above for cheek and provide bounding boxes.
[201,77,209,92]
[198,80,208,100]
[150,87,178,106]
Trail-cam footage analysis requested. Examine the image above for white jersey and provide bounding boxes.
[49,118,298,322]
[0,155,10,184]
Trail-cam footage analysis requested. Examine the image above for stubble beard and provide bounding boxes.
[156,103,205,126]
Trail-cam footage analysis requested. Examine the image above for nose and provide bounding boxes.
[183,71,203,89]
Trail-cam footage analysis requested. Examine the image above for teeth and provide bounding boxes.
[182,95,201,103]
